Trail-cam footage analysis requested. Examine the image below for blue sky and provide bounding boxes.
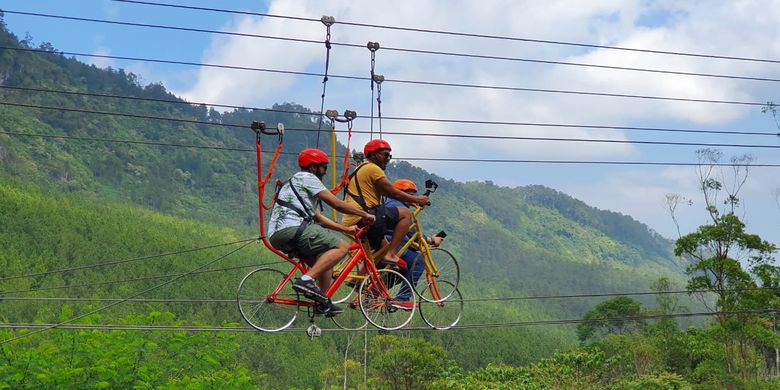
[4,0,780,247]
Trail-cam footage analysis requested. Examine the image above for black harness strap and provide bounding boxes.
[275,178,318,246]
[343,162,371,211]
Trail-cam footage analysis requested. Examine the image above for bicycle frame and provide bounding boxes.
[395,205,447,300]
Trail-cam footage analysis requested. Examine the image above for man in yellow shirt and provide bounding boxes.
[343,139,429,266]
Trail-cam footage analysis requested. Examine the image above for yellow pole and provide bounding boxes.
[330,123,338,221]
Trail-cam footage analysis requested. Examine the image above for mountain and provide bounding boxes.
[0,19,690,386]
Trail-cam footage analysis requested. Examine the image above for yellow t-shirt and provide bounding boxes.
[342,162,386,226]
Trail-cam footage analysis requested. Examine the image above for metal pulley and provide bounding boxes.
[320,16,335,27]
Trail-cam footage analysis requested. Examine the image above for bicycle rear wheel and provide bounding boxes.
[237,268,299,332]
[418,280,463,330]
[359,269,416,331]
[414,248,460,302]
[331,296,368,330]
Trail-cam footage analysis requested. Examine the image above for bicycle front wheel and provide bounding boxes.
[415,248,460,302]
[419,280,463,330]
[359,269,416,331]
[237,268,299,332]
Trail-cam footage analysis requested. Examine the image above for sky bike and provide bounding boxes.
[331,179,463,329]
[236,121,417,332]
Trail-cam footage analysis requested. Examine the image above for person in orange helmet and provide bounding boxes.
[268,148,375,316]
[384,179,444,304]
[342,139,429,267]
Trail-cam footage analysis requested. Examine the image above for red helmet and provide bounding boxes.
[393,179,417,193]
[364,139,392,157]
[298,148,329,168]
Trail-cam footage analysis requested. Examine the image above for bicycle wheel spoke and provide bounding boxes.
[419,280,463,330]
[416,248,460,302]
[359,269,416,331]
[237,268,299,332]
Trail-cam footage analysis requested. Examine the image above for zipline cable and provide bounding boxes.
[110,0,780,66]
[1,308,775,334]
[5,10,780,83]
[4,131,780,167]
[5,285,780,305]
[0,262,283,295]
[4,83,779,137]
[0,239,255,344]
[0,238,255,282]
[5,47,779,110]
[4,102,780,149]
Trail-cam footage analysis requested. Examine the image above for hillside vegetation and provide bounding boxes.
[0,18,710,388]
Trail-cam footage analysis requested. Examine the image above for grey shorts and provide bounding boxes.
[269,223,343,264]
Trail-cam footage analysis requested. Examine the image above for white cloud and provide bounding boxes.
[177,0,780,242]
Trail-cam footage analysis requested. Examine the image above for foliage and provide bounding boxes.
[577,296,647,342]
[0,312,257,389]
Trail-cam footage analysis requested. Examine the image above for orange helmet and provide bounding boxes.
[393,179,417,193]
[364,139,391,156]
[298,148,329,168]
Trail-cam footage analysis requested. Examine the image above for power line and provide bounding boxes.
[0,262,281,295]
[0,240,255,344]
[6,46,775,109]
[1,309,774,334]
[5,10,780,83]
[5,83,779,137]
[4,101,780,150]
[0,238,256,282]
[111,0,780,66]
[6,285,779,305]
[5,131,780,167]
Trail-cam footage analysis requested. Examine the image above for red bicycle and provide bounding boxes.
[236,122,415,332]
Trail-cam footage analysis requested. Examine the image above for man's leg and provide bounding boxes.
[396,250,422,301]
[384,206,411,263]
[307,239,349,293]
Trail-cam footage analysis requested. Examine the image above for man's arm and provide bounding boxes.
[376,177,429,206]
[313,213,356,234]
[316,190,375,226]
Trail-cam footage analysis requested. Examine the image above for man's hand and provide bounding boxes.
[414,195,430,207]
[429,235,444,247]
[342,225,359,235]
[361,213,376,226]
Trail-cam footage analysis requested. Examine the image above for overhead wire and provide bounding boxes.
[0,239,255,344]
[0,238,256,282]
[5,46,780,112]
[0,262,282,295]
[5,285,780,305]
[4,131,780,167]
[110,0,780,66]
[1,309,775,334]
[3,101,780,150]
[5,10,780,83]
[3,83,779,137]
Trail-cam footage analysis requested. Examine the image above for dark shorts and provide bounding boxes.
[359,205,400,250]
[269,223,343,266]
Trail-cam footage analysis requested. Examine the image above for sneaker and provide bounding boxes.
[390,300,415,311]
[292,278,328,304]
[314,300,343,317]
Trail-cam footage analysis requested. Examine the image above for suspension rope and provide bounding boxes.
[316,16,335,149]
[367,41,380,139]
[375,74,385,139]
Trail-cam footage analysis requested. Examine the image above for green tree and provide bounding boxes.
[671,149,778,386]
[577,296,646,342]
[369,335,457,390]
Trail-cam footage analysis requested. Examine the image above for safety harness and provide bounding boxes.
[275,176,319,246]
[343,162,382,211]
